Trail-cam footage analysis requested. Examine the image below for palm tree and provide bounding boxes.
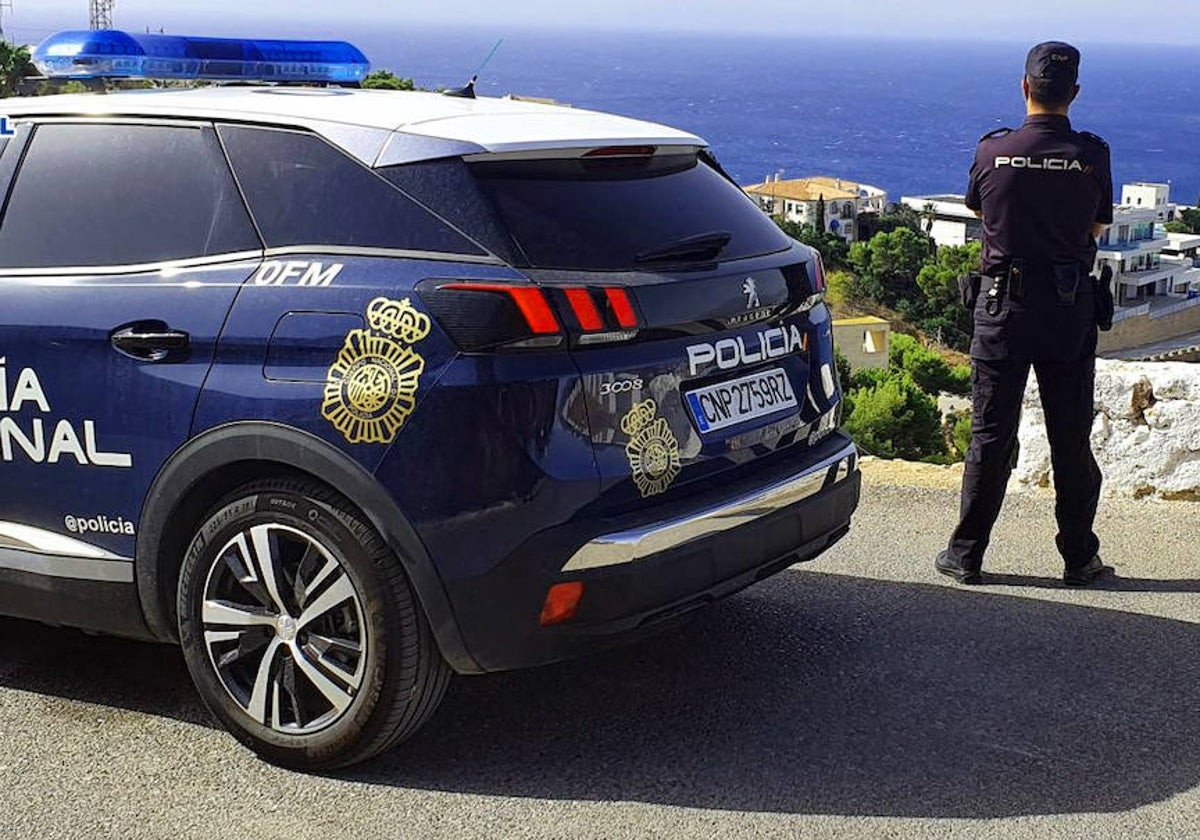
[1,41,36,98]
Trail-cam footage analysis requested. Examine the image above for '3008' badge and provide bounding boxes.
[322,297,432,445]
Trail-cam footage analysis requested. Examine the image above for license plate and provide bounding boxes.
[685,367,798,433]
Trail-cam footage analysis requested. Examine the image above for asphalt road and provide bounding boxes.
[1,480,1198,839]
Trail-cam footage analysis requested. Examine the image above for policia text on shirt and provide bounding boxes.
[936,41,1115,589]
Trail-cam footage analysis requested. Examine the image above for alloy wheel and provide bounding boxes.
[200,523,367,734]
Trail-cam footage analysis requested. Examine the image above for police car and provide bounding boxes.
[0,30,860,769]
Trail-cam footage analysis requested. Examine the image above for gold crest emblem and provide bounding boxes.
[322,297,432,445]
[621,399,681,498]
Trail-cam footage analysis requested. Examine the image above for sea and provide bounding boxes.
[330,26,1200,205]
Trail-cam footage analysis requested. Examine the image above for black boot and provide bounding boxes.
[1063,555,1110,587]
[935,550,983,585]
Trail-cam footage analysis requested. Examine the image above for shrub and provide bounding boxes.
[946,410,973,460]
[843,371,947,461]
[833,345,853,392]
[889,333,963,395]
[948,364,972,397]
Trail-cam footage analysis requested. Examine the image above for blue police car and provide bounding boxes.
[0,30,860,769]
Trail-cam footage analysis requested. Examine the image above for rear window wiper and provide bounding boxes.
[635,230,732,264]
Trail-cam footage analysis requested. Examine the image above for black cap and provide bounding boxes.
[1026,41,1080,89]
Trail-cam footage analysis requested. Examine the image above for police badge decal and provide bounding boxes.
[621,399,681,498]
[322,297,432,444]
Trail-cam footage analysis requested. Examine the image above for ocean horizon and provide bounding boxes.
[7,21,1196,206]
[326,26,1199,206]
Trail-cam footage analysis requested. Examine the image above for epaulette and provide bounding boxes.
[979,127,1013,142]
[1078,130,1109,150]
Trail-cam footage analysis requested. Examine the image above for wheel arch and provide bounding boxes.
[135,421,482,674]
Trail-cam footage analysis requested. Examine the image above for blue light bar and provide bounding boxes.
[33,30,370,83]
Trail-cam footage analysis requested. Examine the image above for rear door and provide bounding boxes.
[385,148,840,509]
[0,119,261,562]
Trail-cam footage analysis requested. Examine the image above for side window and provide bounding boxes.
[0,122,259,269]
[217,125,486,256]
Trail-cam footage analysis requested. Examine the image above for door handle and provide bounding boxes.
[110,324,190,362]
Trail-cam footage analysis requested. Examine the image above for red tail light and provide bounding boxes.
[418,281,642,351]
[564,288,604,331]
[540,581,584,626]
[811,254,826,293]
[583,145,656,158]
[419,281,564,351]
[439,282,560,334]
[604,288,639,329]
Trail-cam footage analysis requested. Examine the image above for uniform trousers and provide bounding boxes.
[948,353,1102,571]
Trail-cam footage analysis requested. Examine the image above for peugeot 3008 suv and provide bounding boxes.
[0,54,859,770]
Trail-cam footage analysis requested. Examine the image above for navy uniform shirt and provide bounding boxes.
[966,114,1112,276]
[965,114,1111,361]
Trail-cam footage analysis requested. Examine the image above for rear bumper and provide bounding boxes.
[446,432,860,672]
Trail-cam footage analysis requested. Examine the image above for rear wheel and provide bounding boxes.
[177,478,450,769]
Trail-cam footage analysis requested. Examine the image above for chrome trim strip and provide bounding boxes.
[262,245,505,266]
[0,244,504,278]
[0,251,264,279]
[562,440,858,572]
[0,548,134,583]
[0,522,127,560]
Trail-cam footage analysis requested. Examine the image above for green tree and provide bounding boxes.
[362,70,415,91]
[815,194,826,234]
[869,203,923,237]
[843,371,947,460]
[848,227,935,308]
[1172,206,1200,235]
[914,240,981,351]
[774,219,850,270]
[1,41,36,98]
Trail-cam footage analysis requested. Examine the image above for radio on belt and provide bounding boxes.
[31,29,370,84]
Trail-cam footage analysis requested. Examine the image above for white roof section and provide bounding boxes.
[3,86,706,163]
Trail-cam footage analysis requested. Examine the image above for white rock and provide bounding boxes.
[1014,359,1200,499]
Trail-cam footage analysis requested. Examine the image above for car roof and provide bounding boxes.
[4,86,707,165]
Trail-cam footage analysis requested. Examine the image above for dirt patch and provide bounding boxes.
[858,456,966,491]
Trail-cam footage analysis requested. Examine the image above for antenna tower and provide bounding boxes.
[90,0,114,30]
[0,0,13,42]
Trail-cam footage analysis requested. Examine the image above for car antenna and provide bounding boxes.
[443,37,504,99]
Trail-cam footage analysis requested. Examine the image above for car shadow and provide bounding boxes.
[345,570,1200,819]
[1,569,1198,819]
[0,618,214,728]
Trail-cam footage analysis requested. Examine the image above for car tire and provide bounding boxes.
[177,478,450,770]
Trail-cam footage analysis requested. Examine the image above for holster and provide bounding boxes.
[1053,263,1082,307]
[958,273,982,310]
[1094,264,1115,331]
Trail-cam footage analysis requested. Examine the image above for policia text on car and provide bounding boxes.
[936,42,1115,588]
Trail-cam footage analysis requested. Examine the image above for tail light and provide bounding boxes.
[781,256,826,313]
[418,281,642,352]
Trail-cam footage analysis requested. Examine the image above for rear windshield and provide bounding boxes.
[381,153,791,271]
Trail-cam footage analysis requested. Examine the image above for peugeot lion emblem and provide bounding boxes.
[742,278,760,310]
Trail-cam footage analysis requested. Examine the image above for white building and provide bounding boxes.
[899,194,982,247]
[743,175,887,242]
[1163,231,1200,263]
[832,316,890,371]
[1095,204,1200,303]
[1120,182,1177,223]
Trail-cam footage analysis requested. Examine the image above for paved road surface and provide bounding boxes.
[1,480,1197,839]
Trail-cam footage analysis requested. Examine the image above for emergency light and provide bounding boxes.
[32,30,370,84]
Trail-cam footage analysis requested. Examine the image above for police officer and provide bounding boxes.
[936,42,1113,587]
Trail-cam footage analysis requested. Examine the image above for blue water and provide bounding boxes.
[335,26,1200,205]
